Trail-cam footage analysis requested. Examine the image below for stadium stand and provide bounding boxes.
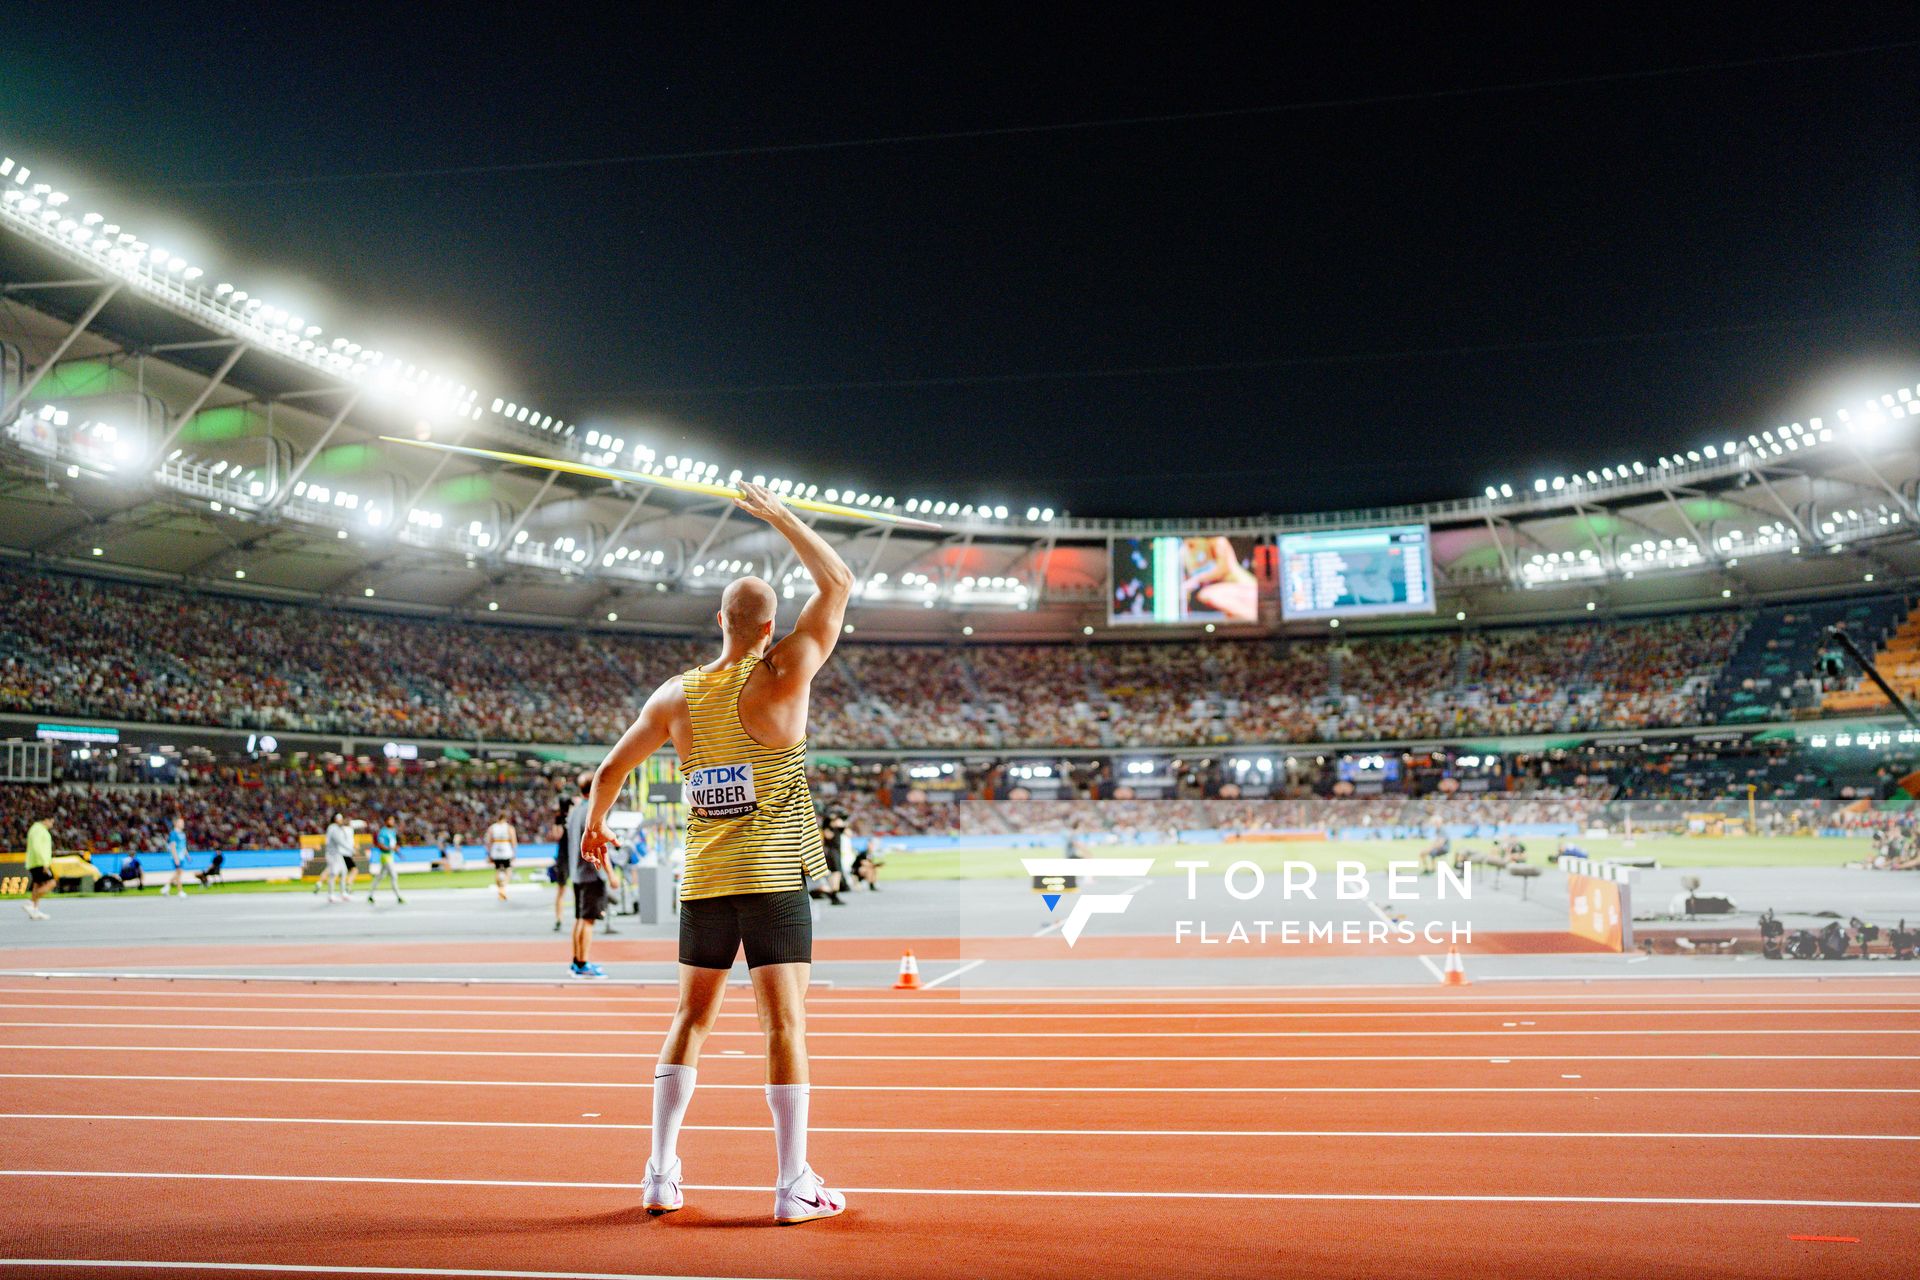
[1708,593,1911,722]
[0,568,1840,750]
[1823,600,1920,714]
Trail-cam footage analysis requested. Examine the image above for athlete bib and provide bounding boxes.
[687,762,758,819]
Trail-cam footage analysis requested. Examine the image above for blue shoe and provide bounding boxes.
[570,961,608,980]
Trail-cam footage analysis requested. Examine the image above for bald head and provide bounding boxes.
[720,576,777,639]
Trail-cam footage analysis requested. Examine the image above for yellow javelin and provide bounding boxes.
[379,437,943,531]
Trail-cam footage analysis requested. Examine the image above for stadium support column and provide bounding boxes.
[1746,468,1817,545]
[265,391,361,513]
[1842,441,1920,524]
[498,469,561,549]
[1028,533,1058,606]
[857,523,895,584]
[0,281,121,424]
[940,532,976,594]
[600,490,653,553]
[1656,486,1715,562]
[1568,500,1617,574]
[683,504,734,573]
[1481,515,1517,583]
[155,341,248,454]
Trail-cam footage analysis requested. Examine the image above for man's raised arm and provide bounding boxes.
[734,482,853,684]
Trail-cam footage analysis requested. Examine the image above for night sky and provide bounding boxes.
[3,7,1916,518]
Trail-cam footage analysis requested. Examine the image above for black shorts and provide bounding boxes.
[821,843,843,876]
[573,879,607,922]
[679,889,813,970]
[342,856,357,872]
[490,856,513,870]
[28,866,53,888]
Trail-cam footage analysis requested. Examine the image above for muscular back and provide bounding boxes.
[654,640,820,758]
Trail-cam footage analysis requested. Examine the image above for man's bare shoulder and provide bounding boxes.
[646,672,687,712]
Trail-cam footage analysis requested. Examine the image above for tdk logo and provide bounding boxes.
[690,765,751,785]
[1020,858,1154,946]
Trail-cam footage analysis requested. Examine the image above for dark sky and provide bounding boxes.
[3,6,1917,518]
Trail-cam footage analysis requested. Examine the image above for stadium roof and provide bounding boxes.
[2,145,1917,641]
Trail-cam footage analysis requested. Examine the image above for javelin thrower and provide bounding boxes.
[579,481,850,1225]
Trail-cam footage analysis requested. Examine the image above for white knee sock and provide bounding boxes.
[650,1064,696,1171]
[765,1083,810,1187]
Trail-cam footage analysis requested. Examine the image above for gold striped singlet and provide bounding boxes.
[678,654,828,900]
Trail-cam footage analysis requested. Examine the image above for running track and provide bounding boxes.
[3,976,1919,1279]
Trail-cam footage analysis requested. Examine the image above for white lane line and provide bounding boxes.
[2,984,1915,1006]
[0,1262,743,1279]
[4,1043,1914,1064]
[1466,982,1920,990]
[919,959,986,991]
[4,1001,1920,1020]
[0,971,817,991]
[9,1113,1918,1142]
[5,1170,1919,1210]
[9,1021,1915,1039]
[5,1072,1917,1095]
[1363,900,1447,983]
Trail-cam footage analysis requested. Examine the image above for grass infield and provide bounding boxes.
[26,834,1870,898]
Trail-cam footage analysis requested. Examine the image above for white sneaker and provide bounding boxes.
[642,1158,683,1215]
[160,885,171,896]
[774,1165,845,1224]
[22,903,46,920]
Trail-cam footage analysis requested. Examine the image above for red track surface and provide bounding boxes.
[0,928,1605,970]
[3,976,1919,1279]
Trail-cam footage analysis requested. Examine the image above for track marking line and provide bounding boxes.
[17,972,1920,997]
[919,959,985,990]
[7,1170,1920,1209]
[0,972,697,988]
[10,1001,1920,1021]
[6,1072,1917,1094]
[11,1021,1917,1039]
[0,1262,747,1279]
[4,983,1916,1006]
[1363,900,1447,983]
[1466,982,1920,990]
[6,1043,1916,1064]
[1788,1234,1861,1243]
[9,1113,1918,1141]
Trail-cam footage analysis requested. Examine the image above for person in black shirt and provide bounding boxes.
[815,805,848,906]
[551,783,577,933]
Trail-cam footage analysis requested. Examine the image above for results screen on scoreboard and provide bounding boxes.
[1109,535,1261,626]
[1278,524,1435,620]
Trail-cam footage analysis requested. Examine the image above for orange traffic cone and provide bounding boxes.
[893,949,921,991]
[1441,945,1470,986]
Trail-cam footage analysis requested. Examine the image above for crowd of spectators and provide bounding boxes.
[816,788,1605,841]
[0,567,1747,750]
[1,773,558,855]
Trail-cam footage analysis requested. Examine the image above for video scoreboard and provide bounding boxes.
[1278,524,1435,620]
